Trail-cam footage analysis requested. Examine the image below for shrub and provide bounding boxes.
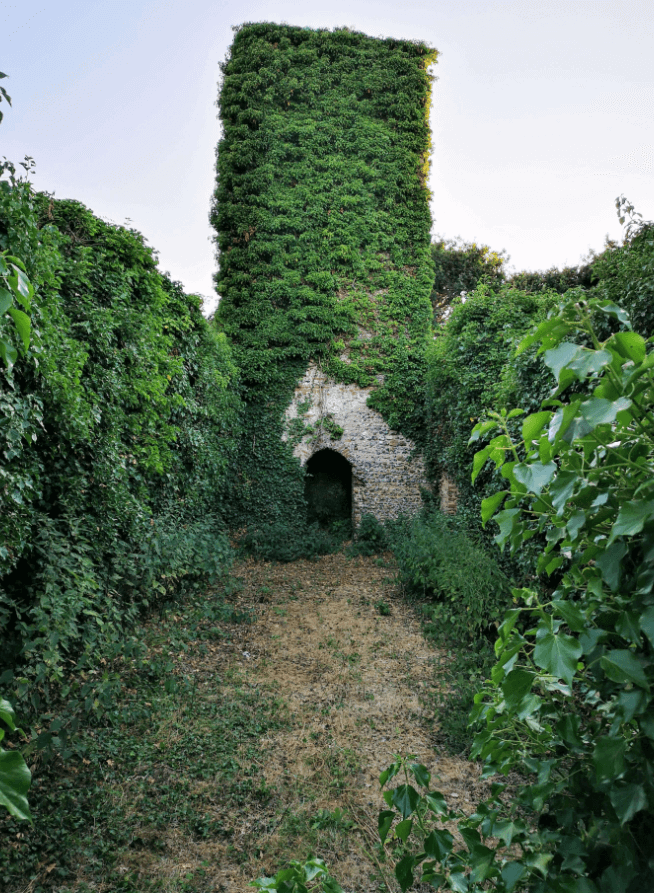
[376,293,654,891]
[391,511,511,644]
[240,521,342,563]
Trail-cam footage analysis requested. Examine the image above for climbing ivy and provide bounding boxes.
[212,23,437,524]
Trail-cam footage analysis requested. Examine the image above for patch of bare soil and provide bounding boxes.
[182,552,486,893]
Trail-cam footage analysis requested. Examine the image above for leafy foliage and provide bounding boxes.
[379,294,654,891]
[391,510,511,644]
[252,857,343,893]
[239,520,344,563]
[0,167,242,718]
[212,23,437,525]
[430,235,508,323]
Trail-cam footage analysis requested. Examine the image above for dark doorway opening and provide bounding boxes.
[305,449,352,527]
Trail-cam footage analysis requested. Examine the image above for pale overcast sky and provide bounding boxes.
[2,0,653,315]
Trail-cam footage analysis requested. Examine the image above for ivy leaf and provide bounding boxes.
[552,599,586,632]
[549,470,577,515]
[501,669,535,709]
[592,736,626,781]
[7,307,30,350]
[639,605,654,649]
[501,862,527,892]
[596,541,627,591]
[609,783,648,824]
[600,649,650,690]
[533,631,581,685]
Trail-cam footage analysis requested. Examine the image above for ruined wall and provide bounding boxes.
[284,365,428,525]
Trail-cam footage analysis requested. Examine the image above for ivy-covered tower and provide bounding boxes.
[212,23,438,527]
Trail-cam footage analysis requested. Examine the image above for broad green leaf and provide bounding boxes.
[469,419,498,443]
[0,338,17,370]
[566,509,586,541]
[395,819,412,842]
[549,470,578,515]
[7,307,30,350]
[533,631,581,685]
[548,400,581,443]
[502,669,535,708]
[481,490,507,526]
[447,871,470,892]
[391,784,420,819]
[0,750,32,822]
[552,600,586,632]
[512,461,556,496]
[544,342,582,382]
[471,446,490,483]
[409,762,430,788]
[493,508,520,549]
[522,411,551,446]
[608,499,654,544]
[596,541,627,591]
[469,844,495,883]
[612,331,647,363]
[424,791,448,815]
[506,408,525,420]
[0,698,17,731]
[395,856,415,893]
[423,828,453,859]
[378,810,394,844]
[556,714,583,747]
[516,316,570,355]
[598,301,630,326]
[615,611,642,645]
[639,605,654,649]
[501,862,526,892]
[568,348,613,380]
[609,783,647,824]
[0,287,13,315]
[592,736,626,781]
[601,649,650,690]
[579,396,632,431]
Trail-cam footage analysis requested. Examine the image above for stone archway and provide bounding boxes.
[305,448,352,526]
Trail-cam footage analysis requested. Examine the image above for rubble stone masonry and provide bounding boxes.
[284,365,429,527]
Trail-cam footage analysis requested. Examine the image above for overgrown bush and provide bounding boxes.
[0,163,242,714]
[376,293,654,891]
[392,510,511,644]
[240,521,343,563]
[346,513,389,557]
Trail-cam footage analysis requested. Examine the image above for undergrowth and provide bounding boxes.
[0,582,287,893]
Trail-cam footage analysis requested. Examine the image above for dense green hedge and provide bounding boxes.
[212,23,437,526]
[0,163,241,689]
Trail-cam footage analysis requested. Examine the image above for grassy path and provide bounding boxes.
[1,553,484,893]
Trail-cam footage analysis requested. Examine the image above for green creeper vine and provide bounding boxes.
[212,23,437,525]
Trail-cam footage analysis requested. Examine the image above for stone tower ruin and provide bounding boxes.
[212,23,439,529]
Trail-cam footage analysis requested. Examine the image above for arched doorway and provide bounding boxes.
[305,449,352,526]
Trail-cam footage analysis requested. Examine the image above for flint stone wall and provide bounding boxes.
[283,364,428,527]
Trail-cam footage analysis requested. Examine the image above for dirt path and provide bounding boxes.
[203,552,485,892]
